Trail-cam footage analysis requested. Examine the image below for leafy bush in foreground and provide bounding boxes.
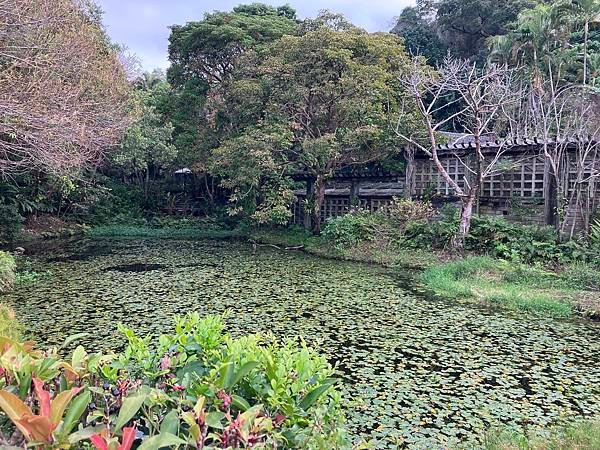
[0,314,351,449]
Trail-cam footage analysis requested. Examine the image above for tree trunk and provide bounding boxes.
[312,175,326,235]
[544,157,559,234]
[404,146,415,199]
[451,196,476,252]
[583,21,589,85]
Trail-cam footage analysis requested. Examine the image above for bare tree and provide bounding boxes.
[0,0,133,177]
[523,75,600,238]
[396,57,521,251]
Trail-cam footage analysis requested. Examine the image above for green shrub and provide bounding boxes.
[322,208,388,248]
[386,198,435,231]
[0,204,23,244]
[0,313,351,449]
[404,208,590,265]
[0,304,22,339]
[561,262,600,290]
[0,250,16,293]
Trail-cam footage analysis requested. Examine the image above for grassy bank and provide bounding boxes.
[420,257,599,318]
[482,419,600,450]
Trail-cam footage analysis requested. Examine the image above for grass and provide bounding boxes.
[482,419,600,450]
[419,256,600,317]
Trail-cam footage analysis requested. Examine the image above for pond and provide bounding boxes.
[6,238,600,449]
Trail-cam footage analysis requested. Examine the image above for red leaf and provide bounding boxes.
[118,426,137,450]
[32,378,51,418]
[90,433,109,450]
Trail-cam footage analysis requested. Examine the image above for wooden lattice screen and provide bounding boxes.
[482,155,545,199]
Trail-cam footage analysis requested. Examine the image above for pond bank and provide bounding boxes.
[5,236,600,449]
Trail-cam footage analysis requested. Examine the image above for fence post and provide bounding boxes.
[303,178,315,230]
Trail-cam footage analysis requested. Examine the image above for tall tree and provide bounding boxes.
[0,0,133,177]
[166,4,299,207]
[488,3,572,83]
[111,75,176,203]
[213,22,417,233]
[392,2,448,65]
[435,0,534,61]
[167,4,298,89]
[567,0,600,84]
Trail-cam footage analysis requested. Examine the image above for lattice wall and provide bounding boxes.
[482,156,545,199]
[414,158,467,196]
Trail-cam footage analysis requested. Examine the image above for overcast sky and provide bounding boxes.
[96,0,414,71]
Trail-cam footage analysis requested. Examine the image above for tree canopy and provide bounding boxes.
[0,0,133,177]
[392,0,536,63]
[211,23,415,231]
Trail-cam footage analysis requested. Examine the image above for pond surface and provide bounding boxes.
[6,238,600,449]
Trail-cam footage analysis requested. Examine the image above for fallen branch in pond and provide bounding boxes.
[249,240,304,252]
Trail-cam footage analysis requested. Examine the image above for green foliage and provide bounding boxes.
[322,209,388,248]
[561,262,600,290]
[393,0,533,62]
[488,0,600,85]
[110,76,177,207]
[0,314,350,449]
[0,251,16,294]
[166,4,299,201]
[0,204,23,244]
[0,304,22,340]
[167,3,298,89]
[391,2,448,65]
[210,22,416,225]
[403,208,594,266]
[209,125,296,224]
[436,0,533,61]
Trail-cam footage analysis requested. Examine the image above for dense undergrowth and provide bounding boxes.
[0,314,352,449]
